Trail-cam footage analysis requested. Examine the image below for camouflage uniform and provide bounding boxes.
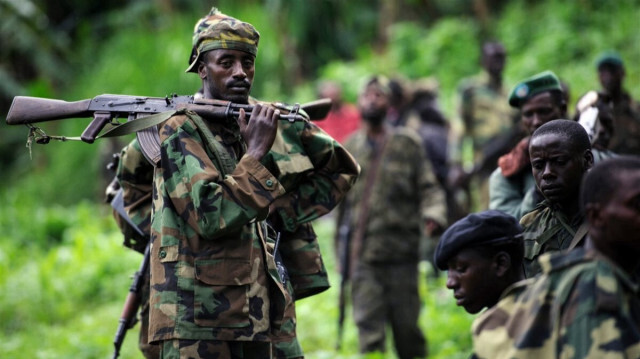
[472,247,640,359]
[451,72,520,205]
[607,91,640,156]
[117,104,359,357]
[339,125,446,359]
[519,201,586,278]
[454,72,518,160]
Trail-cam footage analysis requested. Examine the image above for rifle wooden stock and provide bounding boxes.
[7,97,93,124]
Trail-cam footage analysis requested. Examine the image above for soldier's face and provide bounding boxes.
[482,43,506,76]
[521,92,564,134]
[358,84,389,126]
[198,49,255,104]
[598,64,624,94]
[445,248,505,314]
[530,133,592,209]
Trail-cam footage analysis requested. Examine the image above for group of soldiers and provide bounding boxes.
[428,44,640,358]
[106,5,640,359]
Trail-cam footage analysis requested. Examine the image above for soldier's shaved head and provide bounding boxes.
[531,119,591,154]
[581,156,640,210]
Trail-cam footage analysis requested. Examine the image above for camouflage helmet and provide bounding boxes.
[185,7,260,73]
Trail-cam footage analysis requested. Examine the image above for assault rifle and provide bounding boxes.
[112,242,150,359]
[6,94,332,164]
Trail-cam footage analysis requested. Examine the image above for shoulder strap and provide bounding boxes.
[99,110,178,166]
[99,110,176,138]
[189,113,237,176]
[568,221,589,250]
[348,132,390,275]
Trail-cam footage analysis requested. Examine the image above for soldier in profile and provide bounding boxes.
[434,210,525,315]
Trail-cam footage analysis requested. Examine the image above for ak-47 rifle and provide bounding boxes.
[112,241,150,359]
[6,94,332,164]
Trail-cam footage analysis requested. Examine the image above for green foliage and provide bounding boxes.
[0,206,473,358]
[0,191,142,358]
[2,0,640,357]
[496,0,640,108]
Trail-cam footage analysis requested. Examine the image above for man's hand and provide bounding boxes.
[237,104,279,160]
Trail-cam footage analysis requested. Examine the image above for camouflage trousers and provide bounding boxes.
[160,339,272,359]
[351,261,427,359]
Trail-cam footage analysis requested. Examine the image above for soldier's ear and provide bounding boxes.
[585,202,603,229]
[198,63,207,80]
[493,252,511,277]
[583,149,594,170]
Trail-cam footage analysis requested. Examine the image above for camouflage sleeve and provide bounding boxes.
[558,265,640,357]
[471,280,534,359]
[267,120,360,231]
[158,113,286,239]
[116,138,154,251]
[473,252,640,358]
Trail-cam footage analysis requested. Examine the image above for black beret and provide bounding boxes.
[434,210,523,270]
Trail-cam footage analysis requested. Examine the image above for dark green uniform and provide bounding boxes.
[519,201,586,278]
[473,247,640,358]
[116,105,359,358]
[608,91,640,156]
[339,125,446,359]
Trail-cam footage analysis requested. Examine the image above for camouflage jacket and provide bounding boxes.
[608,90,640,156]
[520,201,586,278]
[136,108,358,343]
[339,125,446,265]
[450,71,518,163]
[472,247,640,359]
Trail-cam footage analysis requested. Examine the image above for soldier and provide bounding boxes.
[434,210,525,315]
[472,156,640,359]
[449,41,520,212]
[488,71,568,219]
[595,51,640,155]
[115,138,346,359]
[520,119,593,277]
[335,75,446,359]
[126,7,359,359]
